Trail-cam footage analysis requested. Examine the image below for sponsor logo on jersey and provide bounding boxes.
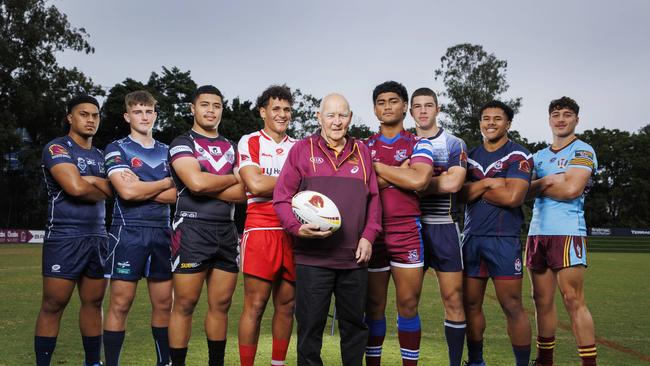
[241,154,250,161]
[395,149,408,162]
[261,153,273,157]
[49,144,70,159]
[351,166,359,174]
[131,157,143,168]
[262,167,281,176]
[575,150,594,159]
[310,157,324,164]
[170,145,193,156]
[519,160,531,173]
[514,258,522,272]
[209,146,222,156]
[180,211,198,219]
[180,262,201,269]
[51,264,61,272]
[77,157,87,172]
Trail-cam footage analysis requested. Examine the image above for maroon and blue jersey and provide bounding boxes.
[169,130,237,222]
[365,130,434,221]
[42,136,107,239]
[464,140,532,236]
[420,129,467,224]
[104,136,171,227]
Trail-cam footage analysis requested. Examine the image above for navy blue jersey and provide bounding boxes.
[464,140,532,236]
[169,130,237,222]
[42,136,107,239]
[104,136,171,227]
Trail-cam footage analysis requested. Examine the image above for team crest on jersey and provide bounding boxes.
[407,249,419,262]
[519,160,531,173]
[225,151,235,164]
[514,258,522,272]
[395,149,408,162]
[494,161,503,170]
[276,148,284,155]
[131,157,143,168]
[557,158,567,168]
[209,146,222,156]
[459,151,468,163]
[310,157,324,164]
[49,144,70,159]
[351,166,359,174]
[77,157,87,172]
[574,240,583,258]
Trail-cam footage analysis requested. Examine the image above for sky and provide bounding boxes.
[53,0,650,143]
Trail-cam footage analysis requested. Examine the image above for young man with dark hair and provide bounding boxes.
[411,87,468,366]
[460,100,532,366]
[102,90,177,366]
[364,81,434,366]
[526,96,598,366]
[237,85,296,366]
[35,95,111,366]
[167,85,246,366]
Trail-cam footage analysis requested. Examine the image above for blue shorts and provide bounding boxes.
[42,236,107,280]
[105,225,172,281]
[422,223,463,272]
[462,235,523,279]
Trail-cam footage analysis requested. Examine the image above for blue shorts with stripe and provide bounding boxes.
[462,235,523,279]
[422,222,463,272]
[43,235,107,280]
[104,225,172,281]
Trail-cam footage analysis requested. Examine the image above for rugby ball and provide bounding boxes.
[291,190,342,232]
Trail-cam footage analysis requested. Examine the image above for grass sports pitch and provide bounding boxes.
[1,243,649,365]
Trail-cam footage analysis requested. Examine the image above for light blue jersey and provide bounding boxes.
[528,139,597,236]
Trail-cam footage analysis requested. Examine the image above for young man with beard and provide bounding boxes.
[102,90,177,366]
[411,87,468,366]
[35,95,111,366]
[460,100,532,366]
[237,85,297,366]
[364,81,434,366]
[167,85,246,366]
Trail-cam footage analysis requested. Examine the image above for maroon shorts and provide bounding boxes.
[525,235,588,271]
[241,228,295,282]
[368,217,423,271]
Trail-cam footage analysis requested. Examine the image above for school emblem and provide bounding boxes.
[209,146,222,156]
[225,151,235,164]
[519,160,531,173]
[557,158,567,168]
[49,144,70,159]
[408,249,419,263]
[77,157,87,172]
[514,258,522,272]
[494,161,503,170]
[395,149,408,162]
[131,157,143,168]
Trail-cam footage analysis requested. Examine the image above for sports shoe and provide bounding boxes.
[463,361,486,366]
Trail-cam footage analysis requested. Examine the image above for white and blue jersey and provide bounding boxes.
[528,139,597,236]
[104,136,171,227]
[42,136,107,239]
[464,140,533,237]
[420,129,467,224]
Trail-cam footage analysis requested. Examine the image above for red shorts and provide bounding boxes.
[525,235,588,271]
[368,217,424,271]
[241,228,295,282]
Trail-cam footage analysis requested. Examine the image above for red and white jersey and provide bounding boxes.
[238,129,296,229]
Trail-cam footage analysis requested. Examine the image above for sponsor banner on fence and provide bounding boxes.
[589,227,650,237]
[0,229,45,243]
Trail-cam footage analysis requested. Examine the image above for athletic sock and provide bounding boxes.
[536,336,555,366]
[169,347,188,366]
[444,319,466,366]
[467,339,484,364]
[103,330,125,366]
[82,335,102,366]
[397,314,421,366]
[512,343,531,366]
[365,316,386,366]
[272,338,290,365]
[578,344,597,366]
[207,339,226,366]
[239,343,256,366]
[35,336,57,366]
[152,326,170,366]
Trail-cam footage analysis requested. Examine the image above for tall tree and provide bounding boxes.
[434,43,521,147]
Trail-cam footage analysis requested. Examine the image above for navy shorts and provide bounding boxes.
[422,223,463,272]
[171,218,239,274]
[42,236,107,280]
[104,225,172,281]
[462,235,523,279]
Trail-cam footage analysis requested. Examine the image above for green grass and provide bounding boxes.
[1,244,650,365]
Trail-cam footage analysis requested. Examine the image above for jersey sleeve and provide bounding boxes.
[42,141,74,170]
[410,138,434,166]
[568,144,597,172]
[448,136,468,169]
[506,149,533,182]
[104,142,130,176]
[168,135,195,163]
[237,134,260,169]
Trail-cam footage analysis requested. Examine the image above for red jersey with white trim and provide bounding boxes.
[238,129,296,229]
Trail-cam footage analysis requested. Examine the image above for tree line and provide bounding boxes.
[1,0,648,230]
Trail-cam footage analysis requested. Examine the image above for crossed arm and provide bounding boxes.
[109,169,177,204]
[527,167,592,201]
[460,177,529,208]
[373,160,433,192]
[171,156,246,203]
[419,166,467,196]
[50,163,112,202]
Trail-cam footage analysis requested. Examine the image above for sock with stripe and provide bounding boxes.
[467,339,484,364]
[35,336,57,366]
[397,314,421,366]
[365,316,386,366]
[578,344,597,366]
[272,338,289,365]
[535,336,555,366]
[152,326,170,366]
[207,339,226,366]
[239,343,256,366]
[82,335,102,366]
[444,319,466,366]
[169,347,188,366]
[103,330,125,366]
[512,343,531,366]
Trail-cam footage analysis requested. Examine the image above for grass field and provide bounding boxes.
[1,244,649,365]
